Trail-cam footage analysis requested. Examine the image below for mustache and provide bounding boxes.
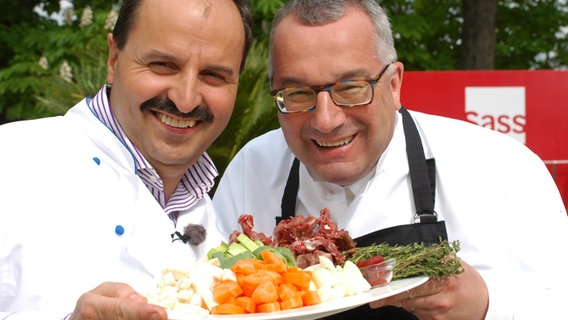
[140,96,213,122]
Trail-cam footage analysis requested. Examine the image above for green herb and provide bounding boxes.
[346,240,464,280]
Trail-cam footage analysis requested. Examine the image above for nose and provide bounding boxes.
[310,91,347,133]
[169,73,203,114]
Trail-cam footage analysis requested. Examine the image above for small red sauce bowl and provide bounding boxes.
[359,258,396,287]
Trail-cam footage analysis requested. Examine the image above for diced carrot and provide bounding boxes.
[210,254,323,315]
[231,259,257,275]
[258,261,287,273]
[301,290,321,306]
[238,277,256,297]
[213,280,243,304]
[251,279,278,304]
[260,250,286,266]
[256,302,281,313]
[210,303,245,314]
[251,258,267,269]
[281,294,303,310]
[239,272,267,289]
[236,296,257,314]
[277,283,299,301]
[261,269,283,286]
[286,267,303,272]
[282,270,311,290]
[241,269,282,290]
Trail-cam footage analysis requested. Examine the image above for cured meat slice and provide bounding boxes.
[231,214,274,246]
[232,208,356,269]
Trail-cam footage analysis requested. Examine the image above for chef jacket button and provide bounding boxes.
[115,225,125,236]
[93,157,101,165]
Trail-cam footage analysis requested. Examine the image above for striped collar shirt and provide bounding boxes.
[88,85,218,219]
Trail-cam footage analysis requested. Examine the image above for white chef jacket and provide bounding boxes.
[0,99,226,318]
[213,109,568,319]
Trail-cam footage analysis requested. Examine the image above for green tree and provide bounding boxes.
[210,0,284,173]
[0,2,115,122]
[384,0,463,70]
[379,0,568,70]
[495,0,568,69]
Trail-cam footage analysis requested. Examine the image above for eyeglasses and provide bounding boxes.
[270,62,392,114]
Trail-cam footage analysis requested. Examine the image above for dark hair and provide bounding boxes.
[112,0,253,73]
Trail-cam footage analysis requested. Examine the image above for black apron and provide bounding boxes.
[276,107,448,319]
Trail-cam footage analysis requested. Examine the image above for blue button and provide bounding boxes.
[93,157,101,165]
[115,225,125,235]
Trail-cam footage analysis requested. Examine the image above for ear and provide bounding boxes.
[389,61,404,109]
[106,33,119,84]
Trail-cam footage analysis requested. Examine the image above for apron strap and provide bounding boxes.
[277,157,300,225]
[353,108,447,247]
[400,106,438,223]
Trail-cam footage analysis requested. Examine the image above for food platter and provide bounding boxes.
[168,276,428,319]
[167,276,429,320]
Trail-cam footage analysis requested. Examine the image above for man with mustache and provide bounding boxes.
[0,0,252,319]
[214,0,568,319]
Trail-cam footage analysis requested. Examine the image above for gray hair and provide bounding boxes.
[268,0,397,79]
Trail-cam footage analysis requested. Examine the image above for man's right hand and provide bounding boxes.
[68,282,167,320]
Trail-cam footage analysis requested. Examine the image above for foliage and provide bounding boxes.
[383,0,568,71]
[0,3,116,122]
[384,0,463,70]
[209,0,284,176]
[496,0,568,69]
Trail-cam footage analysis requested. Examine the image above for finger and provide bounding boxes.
[370,278,447,309]
[70,283,168,320]
[397,298,416,313]
[89,281,149,302]
[370,295,405,309]
[412,277,448,297]
[71,294,167,320]
[104,297,167,320]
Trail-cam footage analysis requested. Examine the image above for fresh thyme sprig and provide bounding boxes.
[346,240,464,280]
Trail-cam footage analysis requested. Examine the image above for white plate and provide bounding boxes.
[168,276,429,320]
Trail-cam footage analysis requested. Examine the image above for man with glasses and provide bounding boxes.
[214,0,568,319]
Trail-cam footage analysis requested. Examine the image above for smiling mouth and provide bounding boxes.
[157,112,197,129]
[315,135,354,148]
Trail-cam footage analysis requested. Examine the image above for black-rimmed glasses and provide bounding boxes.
[270,62,392,114]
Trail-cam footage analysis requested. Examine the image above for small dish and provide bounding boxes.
[358,258,396,287]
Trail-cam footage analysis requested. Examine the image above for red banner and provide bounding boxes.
[402,70,568,209]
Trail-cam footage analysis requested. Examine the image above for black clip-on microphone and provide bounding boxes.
[171,223,207,245]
